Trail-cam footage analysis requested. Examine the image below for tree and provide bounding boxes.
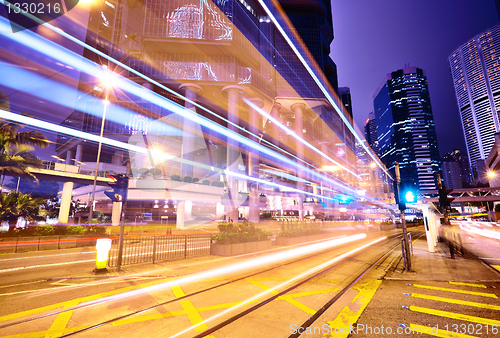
[0,191,44,232]
[0,114,49,191]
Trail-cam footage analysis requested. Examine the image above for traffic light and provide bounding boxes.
[104,173,129,202]
[395,180,418,211]
[438,186,454,212]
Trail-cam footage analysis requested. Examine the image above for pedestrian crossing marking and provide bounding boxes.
[448,282,486,289]
[412,293,500,311]
[410,305,500,326]
[413,284,497,298]
[323,280,382,338]
[410,324,477,338]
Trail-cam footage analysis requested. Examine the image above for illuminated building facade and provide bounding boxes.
[46,0,391,224]
[449,25,500,170]
[374,67,441,190]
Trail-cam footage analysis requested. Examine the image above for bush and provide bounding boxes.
[85,225,107,234]
[278,222,320,238]
[66,225,86,235]
[201,180,210,185]
[192,177,199,183]
[33,225,55,236]
[211,221,272,244]
[171,175,181,181]
[183,176,192,183]
[211,181,219,186]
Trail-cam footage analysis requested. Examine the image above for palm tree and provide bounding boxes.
[0,191,44,232]
[0,93,49,191]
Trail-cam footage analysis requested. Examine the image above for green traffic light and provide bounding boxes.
[405,190,416,203]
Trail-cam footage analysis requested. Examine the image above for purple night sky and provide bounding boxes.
[330,0,499,157]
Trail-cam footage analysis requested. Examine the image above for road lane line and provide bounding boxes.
[412,293,500,310]
[410,324,477,338]
[412,284,498,298]
[323,280,382,338]
[409,306,500,326]
[44,300,79,338]
[0,326,87,338]
[448,282,487,288]
[0,260,94,274]
[173,285,208,332]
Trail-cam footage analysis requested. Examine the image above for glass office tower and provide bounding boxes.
[374,67,441,190]
[449,25,500,169]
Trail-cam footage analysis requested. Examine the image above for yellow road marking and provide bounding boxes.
[448,282,487,288]
[246,278,338,315]
[44,300,79,338]
[410,306,500,326]
[413,284,497,298]
[410,324,477,338]
[323,280,382,338]
[179,300,208,332]
[412,293,500,310]
[0,277,177,323]
[0,326,87,338]
[172,285,186,298]
[492,265,500,273]
[113,301,259,326]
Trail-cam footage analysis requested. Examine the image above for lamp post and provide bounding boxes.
[88,69,115,223]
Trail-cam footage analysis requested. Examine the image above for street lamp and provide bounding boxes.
[88,68,116,223]
[488,171,496,179]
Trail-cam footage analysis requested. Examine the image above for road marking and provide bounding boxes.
[448,282,487,288]
[246,277,338,315]
[410,324,477,338]
[44,300,79,338]
[0,280,45,289]
[0,252,95,261]
[112,300,259,326]
[323,280,382,338]
[409,306,500,326]
[172,285,208,332]
[0,276,176,323]
[412,284,498,298]
[0,326,86,338]
[0,260,94,274]
[492,265,500,273]
[412,293,500,310]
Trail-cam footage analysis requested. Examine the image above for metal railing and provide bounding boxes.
[108,234,211,267]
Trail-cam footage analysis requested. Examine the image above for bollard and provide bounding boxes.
[93,238,112,274]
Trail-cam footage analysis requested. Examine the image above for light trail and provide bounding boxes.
[244,97,361,179]
[255,0,392,179]
[0,5,392,205]
[458,223,500,240]
[169,236,387,338]
[30,234,367,315]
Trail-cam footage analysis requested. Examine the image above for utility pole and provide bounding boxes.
[395,162,411,271]
[116,200,126,272]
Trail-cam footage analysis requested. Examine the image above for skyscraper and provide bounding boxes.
[278,0,338,93]
[364,112,378,155]
[449,25,500,170]
[373,67,441,190]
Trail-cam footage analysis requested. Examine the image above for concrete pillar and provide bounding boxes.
[65,150,73,164]
[246,97,264,223]
[111,201,122,225]
[179,83,203,178]
[111,150,124,165]
[422,206,435,253]
[291,102,306,218]
[58,181,74,224]
[176,201,185,229]
[223,85,245,224]
[75,144,83,164]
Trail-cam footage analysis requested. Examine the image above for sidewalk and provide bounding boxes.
[350,236,500,338]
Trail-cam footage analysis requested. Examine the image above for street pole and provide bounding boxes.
[116,200,126,272]
[88,88,109,223]
[395,162,411,271]
[437,174,449,225]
